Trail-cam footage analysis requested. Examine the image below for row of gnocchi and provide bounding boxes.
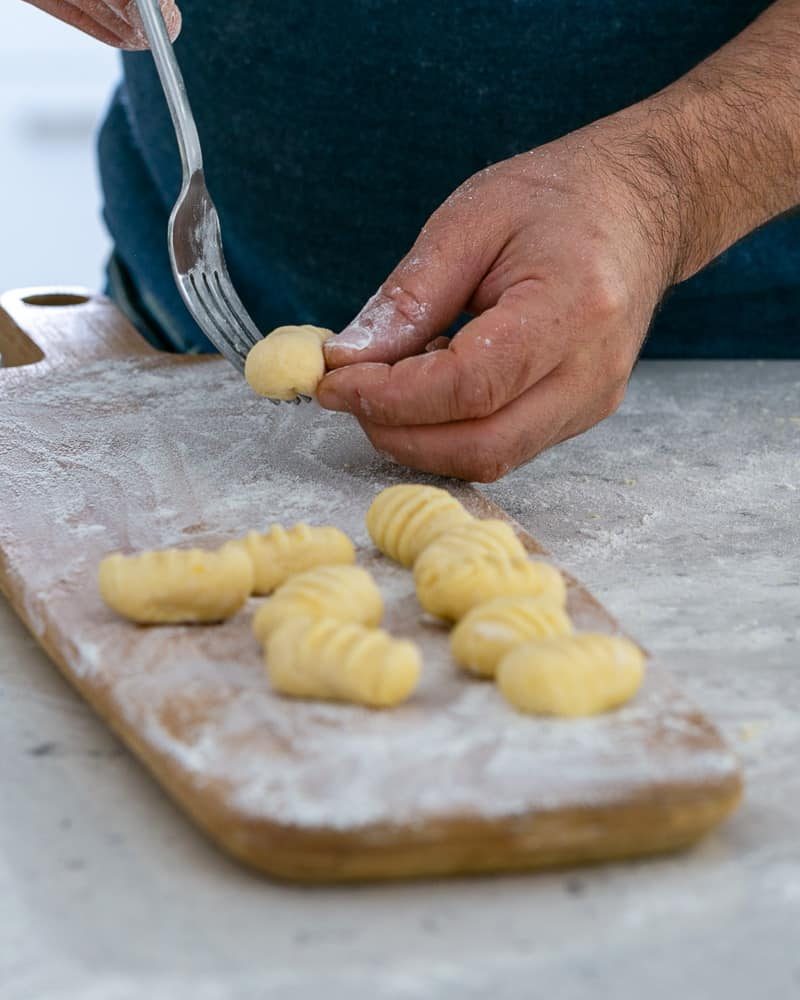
[97,485,645,716]
[367,485,645,715]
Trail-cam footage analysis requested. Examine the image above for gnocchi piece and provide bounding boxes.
[450,596,574,677]
[366,484,472,567]
[98,546,254,624]
[497,634,646,717]
[414,518,527,568]
[244,324,332,400]
[265,616,421,708]
[227,523,355,595]
[252,564,383,643]
[414,550,566,622]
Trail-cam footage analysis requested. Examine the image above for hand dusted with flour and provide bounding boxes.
[319,4,800,481]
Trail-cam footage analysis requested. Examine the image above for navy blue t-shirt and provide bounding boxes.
[99,0,799,357]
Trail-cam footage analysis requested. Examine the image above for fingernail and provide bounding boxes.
[316,385,350,413]
[425,336,450,353]
[166,4,182,40]
[322,339,347,364]
[335,292,399,351]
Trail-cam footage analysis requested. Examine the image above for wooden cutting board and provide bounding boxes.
[0,287,742,882]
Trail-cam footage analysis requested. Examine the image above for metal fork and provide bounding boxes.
[134,0,307,403]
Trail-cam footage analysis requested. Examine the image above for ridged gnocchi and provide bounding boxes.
[265,616,421,707]
[414,518,527,567]
[497,634,646,716]
[98,546,254,624]
[244,324,332,400]
[252,564,383,643]
[227,523,355,595]
[366,484,472,566]
[414,550,566,622]
[450,596,573,677]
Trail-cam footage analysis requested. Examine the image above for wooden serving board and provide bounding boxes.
[0,288,742,882]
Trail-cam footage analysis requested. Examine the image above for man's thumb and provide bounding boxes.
[324,210,490,369]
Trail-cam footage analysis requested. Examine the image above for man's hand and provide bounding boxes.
[318,0,800,482]
[318,129,677,482]
[23,0,180,50]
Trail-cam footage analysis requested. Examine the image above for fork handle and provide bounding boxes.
[134,0,203,178]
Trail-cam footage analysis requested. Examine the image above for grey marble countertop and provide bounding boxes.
[2,360,798,1000]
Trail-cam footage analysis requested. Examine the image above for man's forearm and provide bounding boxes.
[589,0,800,287]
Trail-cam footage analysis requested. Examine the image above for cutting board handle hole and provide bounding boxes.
[22,293,89,308]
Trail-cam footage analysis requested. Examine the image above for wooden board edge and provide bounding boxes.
[213,779,744,884]
[108,711,745,883]
[0,287,159,375]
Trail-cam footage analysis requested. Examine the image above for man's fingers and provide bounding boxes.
[324,200,504,370]
[25,0,131,45]
[357,368,580,482]
[25,0,181,49]
[318,281,563,426]
[324,284,440,370]
[117,0,182,48]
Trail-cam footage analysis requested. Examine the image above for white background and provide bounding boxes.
[0,4,120,292]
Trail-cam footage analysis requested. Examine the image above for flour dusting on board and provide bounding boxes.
[0,357,738,832]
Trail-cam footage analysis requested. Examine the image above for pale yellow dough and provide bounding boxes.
[414,518,527,567]
[414,549,566,622]
[226,523,355,595]
[265,616,421,708]
[497,634,646,717]
[366,484,472,566]
[98,546,254,624]
[450,596,573,677]
[244,324,333,400]
[252,564,383,643]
